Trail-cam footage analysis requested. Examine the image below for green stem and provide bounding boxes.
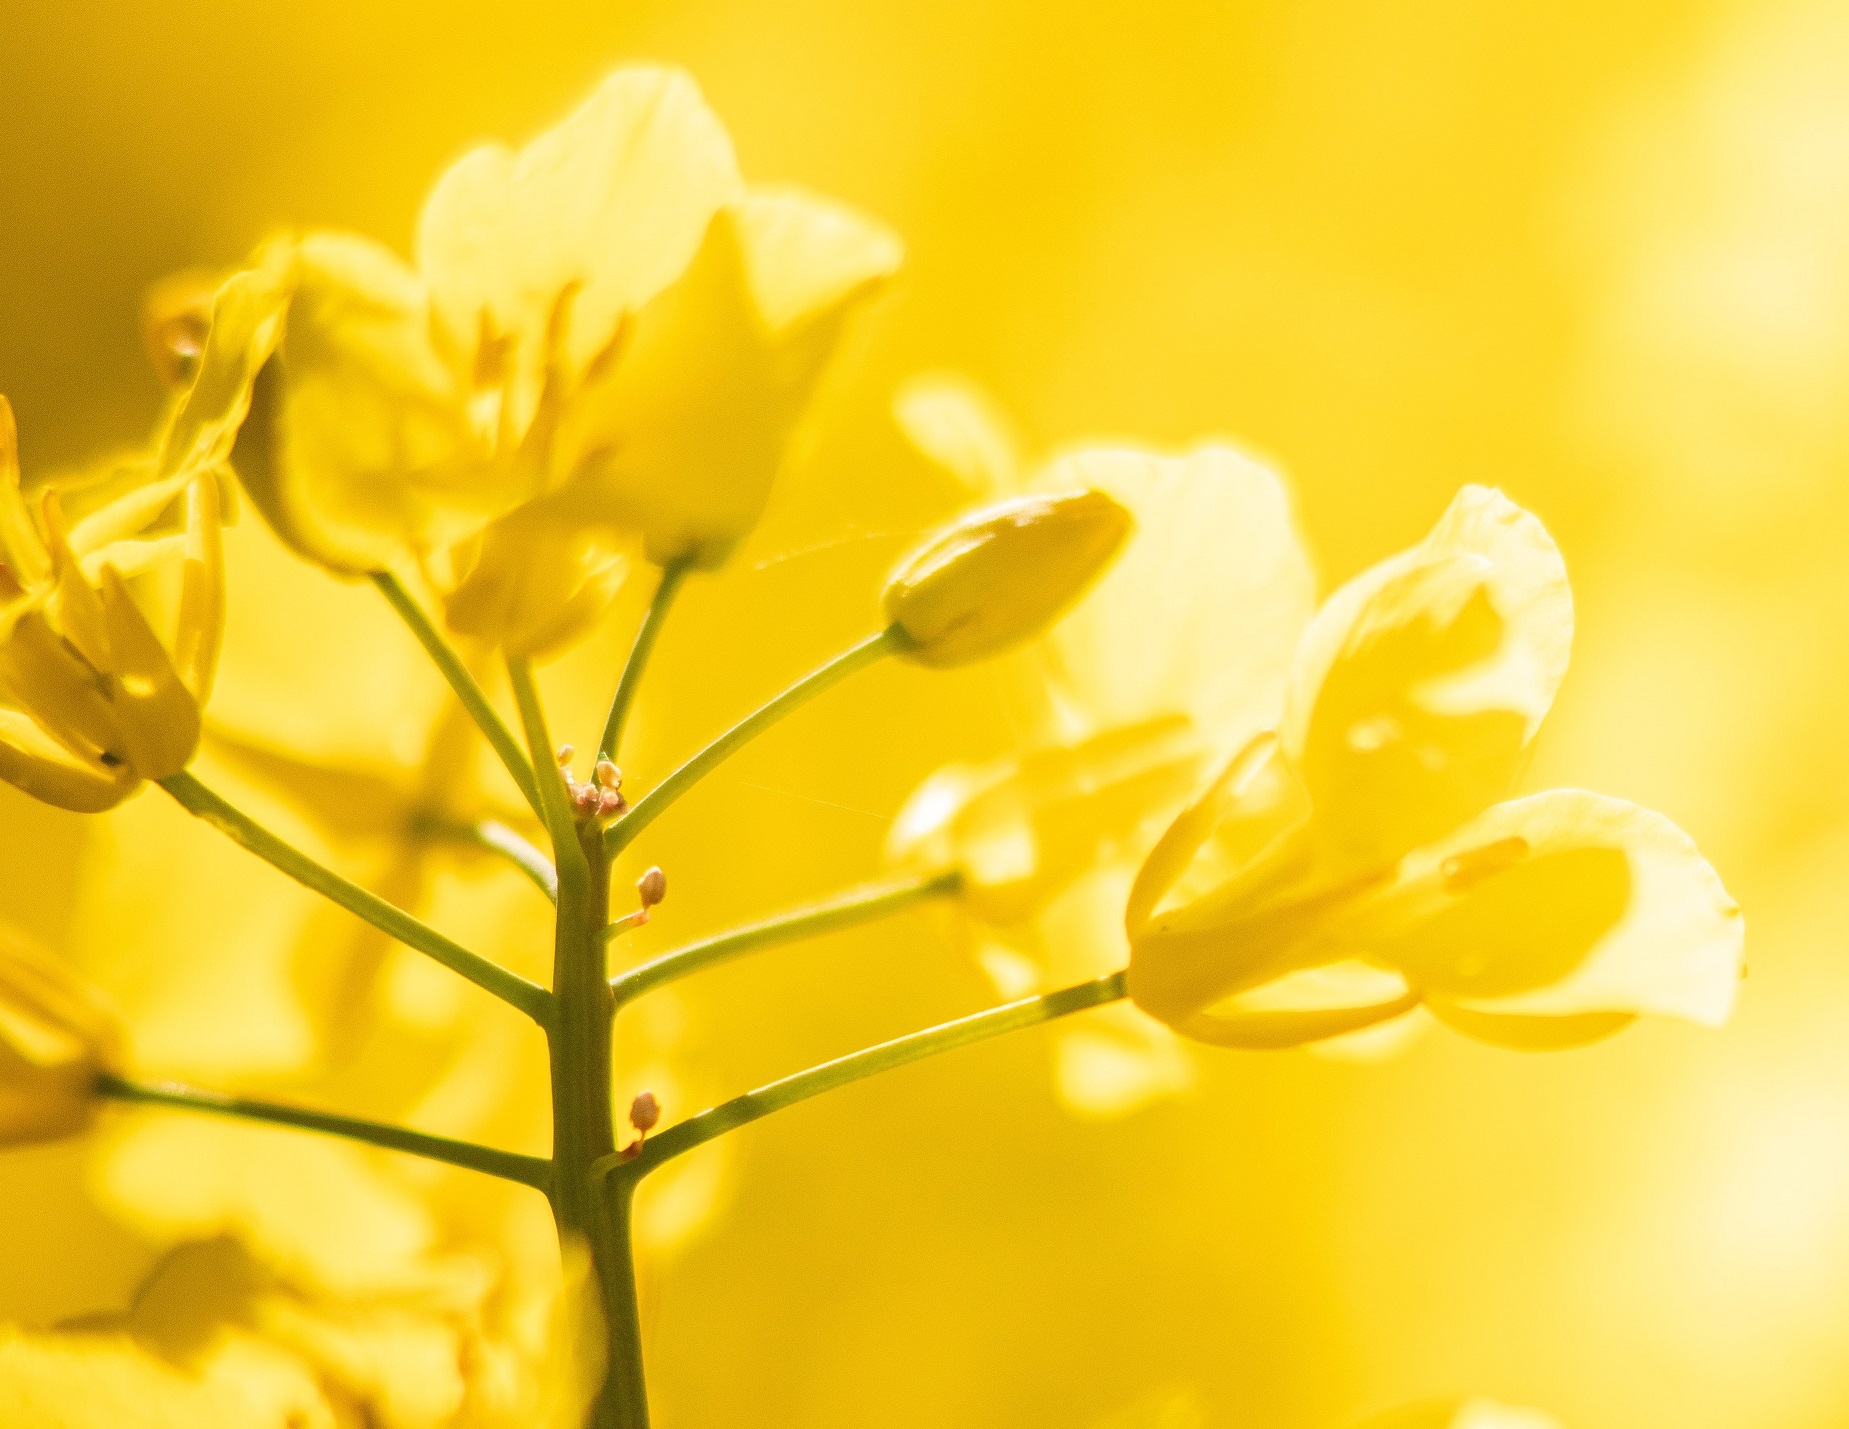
[599,559,692,763]
[507,658,641,1429]
[605,625,909,859]
[603,970,1128,1181]
[96,1074,551,1190]
[609,871,959,1005]
[159,771,553,1027]
[372,571,545,821]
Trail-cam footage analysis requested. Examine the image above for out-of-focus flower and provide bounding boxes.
[1127,486,1744,1051]
[0,397,224,811]
[215,66,902,656]
[1354,1399,1566,1429]
[882,488,1133,667]
[0,1235,601,1429]
[0,924,121,1148]
[889,376,1317,1113]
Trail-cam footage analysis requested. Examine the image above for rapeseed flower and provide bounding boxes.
[215,66,902,655]
[1127,486,1743,1050]
[888,376,1317,1112]
[0,397,225,812]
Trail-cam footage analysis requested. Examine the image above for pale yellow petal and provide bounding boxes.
[1357,789,1743,1031]
[242,231,487,574]
[1168,958,1418,1050]
[442,500,632,658]
[1053,1004,1194,1118]
[0,609,127,765]
[1034,444,1315,742]
[417,65,742,386]
[893,373,1022,495]
[0,396,51,590]
[1283,485,1572,875]
[558,192,900,566]
[174,472,225,701]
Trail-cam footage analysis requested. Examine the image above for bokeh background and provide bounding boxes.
[3,1,1848,1426]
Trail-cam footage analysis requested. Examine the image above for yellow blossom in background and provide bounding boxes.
[1127,487,1742,1050]
[0,924,120,1147]
[889,376,1316,1113]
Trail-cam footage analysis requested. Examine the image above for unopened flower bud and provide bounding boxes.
[636,866,668,909]
[556,744,575,767]
[628,1090,662,1135]
[595,759,621,791]
[882,489,1132,667]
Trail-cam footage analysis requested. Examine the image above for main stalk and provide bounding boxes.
[549,819,647,1428]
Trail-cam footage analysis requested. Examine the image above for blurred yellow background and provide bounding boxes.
[3,2,1846,1426]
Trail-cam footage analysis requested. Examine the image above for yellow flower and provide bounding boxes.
[0,397,225,812]
[0,924,122,1147]
[1127,485,1744,1051]
[882,488,1133,666]
[218,66,902,654]
[888,376,1317,1113]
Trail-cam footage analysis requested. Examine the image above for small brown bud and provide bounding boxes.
[629,1091,662,1134]
[636,866,668,909]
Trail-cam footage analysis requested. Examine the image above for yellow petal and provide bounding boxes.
[1356,788,1743,1031]
[883,489,1133,667]
[1034,444,1316,742]
[0,925,120,1146]
[417,66,742,400]
[888,716,1206,925]
[558,192,901,566]
[241,231,487,574]
[1052,1004,1195,1117]
[893,373,1022,495]
[1155,958,1417,1050]
[66,470,197,559]
[442,500,632,658]
[174,473,225,701]
[0,396,51,591]
[96,566,201,779]
[1354,1400,1567,1429]
[0,608,126,764]
[202,725,417,842]
[0,708,136,813]
[157,241,294,483]
[1283,485,1572,875]
[40,492,114,675]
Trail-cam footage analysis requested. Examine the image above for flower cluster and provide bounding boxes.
[0,61,1744,1429]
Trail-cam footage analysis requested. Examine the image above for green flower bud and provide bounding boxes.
[882,489,1132,667]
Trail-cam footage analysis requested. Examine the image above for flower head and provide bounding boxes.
[0,924,122,1147]
[0,397,225,811]
[1127,486,1744,1050]
[217,66,902,655]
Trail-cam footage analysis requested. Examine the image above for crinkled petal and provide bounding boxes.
[0,397,50,591]
[240,232,488,574]
[1283,485,1572,875]
[157,243,294,484]
[417,66,742,398]
[442,500,632,658]
[1034,444,1315,744]
[1354,788,1743,1030]
[558,191,901,566]
[893,373,1021,495]
[174,473,225,701]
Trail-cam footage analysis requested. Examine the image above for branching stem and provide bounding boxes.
[96,1074,551,1190]
[609,871,959,1005]
[602,971,1128,1182]
[605,625,909,859]
[158,771,553,1027]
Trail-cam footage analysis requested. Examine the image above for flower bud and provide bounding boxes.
[881,489,1132,667]
[636,867,668,910]
[0,928,122,1148]
[628,1090,662,1134]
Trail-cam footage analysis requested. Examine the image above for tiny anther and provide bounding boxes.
[636,866,667,910]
